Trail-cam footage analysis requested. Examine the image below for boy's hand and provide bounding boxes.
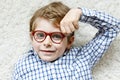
[60,8,82,34]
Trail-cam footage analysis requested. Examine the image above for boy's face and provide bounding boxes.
[30,18,74,62]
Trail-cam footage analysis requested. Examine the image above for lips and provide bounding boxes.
[40,50,56,55]
[40,50,55,52]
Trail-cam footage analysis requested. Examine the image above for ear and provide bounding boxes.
[29,32,33,40]
[66,36,74,49]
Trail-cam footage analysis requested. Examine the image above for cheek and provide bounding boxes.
[56,38,68,53]
[31,40,40,52]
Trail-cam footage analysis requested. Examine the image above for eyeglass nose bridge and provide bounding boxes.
[44,33,53,42]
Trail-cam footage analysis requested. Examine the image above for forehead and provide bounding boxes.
[35,18,61,32]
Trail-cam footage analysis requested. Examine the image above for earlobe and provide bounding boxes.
[30,32,33,40]
[67,36,74,49]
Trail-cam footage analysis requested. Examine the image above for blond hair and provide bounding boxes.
[30,2,70,32]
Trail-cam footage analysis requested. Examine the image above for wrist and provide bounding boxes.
[75,8,82,20]
[76,8,82,15]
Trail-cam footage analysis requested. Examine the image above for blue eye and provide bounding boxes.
[52,34,62,40]
[37,33,45,39]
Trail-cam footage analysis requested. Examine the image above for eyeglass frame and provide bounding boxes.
[31,30,66,44]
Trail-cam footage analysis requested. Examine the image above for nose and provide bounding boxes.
[43,36,52,47]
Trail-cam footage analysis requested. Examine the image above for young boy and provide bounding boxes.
[12,1,120,80]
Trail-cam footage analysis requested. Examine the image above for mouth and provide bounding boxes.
[40,50,55,52]
[40,50,56,55]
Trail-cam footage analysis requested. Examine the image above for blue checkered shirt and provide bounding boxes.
[12,8,120,80]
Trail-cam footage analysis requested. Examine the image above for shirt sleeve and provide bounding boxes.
[78,7,120,68]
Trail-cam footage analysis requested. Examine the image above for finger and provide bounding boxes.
[60,26,66,34]
[60,21,71,34]
[61,22,76,34]
[73,21,79,29]
[60,21,66,33]
[61,22,70,34]
[69,23,76,32]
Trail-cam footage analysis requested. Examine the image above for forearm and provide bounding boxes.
[80,7,120,34]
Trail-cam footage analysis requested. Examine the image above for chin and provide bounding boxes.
[41,57,57,62]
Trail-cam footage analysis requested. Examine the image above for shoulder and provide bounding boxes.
[69,46,81,52]
[14,49,36,71]
[12,49,38,78]
[68,46,82,56]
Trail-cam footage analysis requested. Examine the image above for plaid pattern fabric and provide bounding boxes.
[12,8,120,80]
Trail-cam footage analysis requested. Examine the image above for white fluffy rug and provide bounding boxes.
[0,0,120,80]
